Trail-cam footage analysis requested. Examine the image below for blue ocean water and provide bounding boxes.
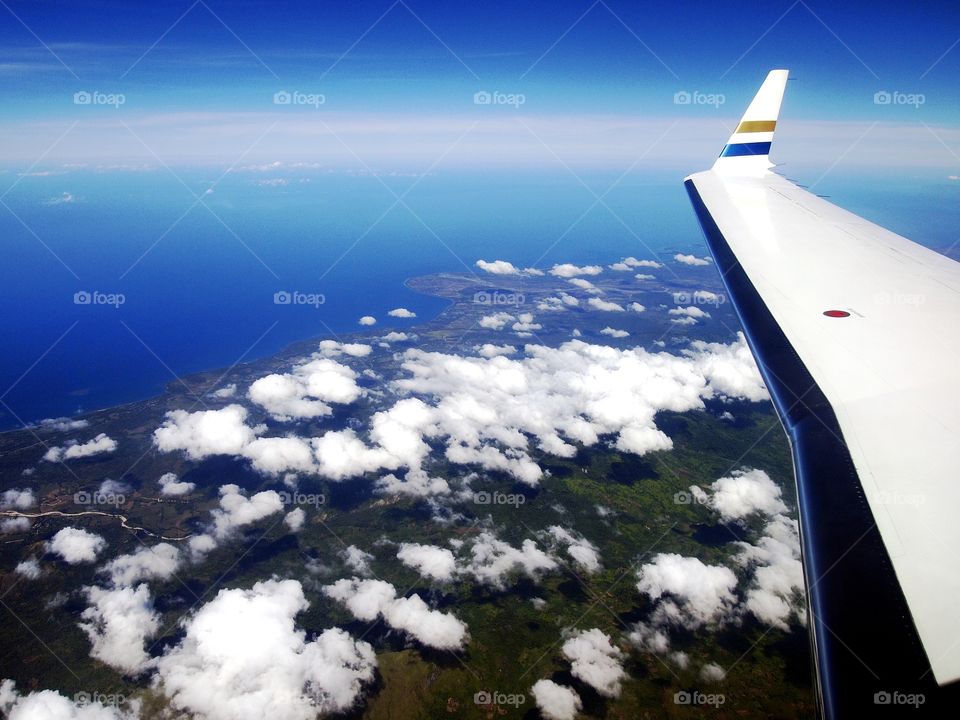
[1,168,956,429]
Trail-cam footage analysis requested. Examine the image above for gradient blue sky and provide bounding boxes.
[0,0,958,170]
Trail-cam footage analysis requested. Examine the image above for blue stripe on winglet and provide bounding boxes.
[719,141,772,157]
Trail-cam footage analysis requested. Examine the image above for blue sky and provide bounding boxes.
[0,0,958,169]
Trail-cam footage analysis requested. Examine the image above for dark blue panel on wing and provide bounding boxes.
[719,142,772,157]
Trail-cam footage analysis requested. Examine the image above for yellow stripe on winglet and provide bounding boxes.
[735,120,777,133]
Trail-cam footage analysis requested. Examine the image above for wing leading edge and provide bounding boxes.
[685,70,960,718]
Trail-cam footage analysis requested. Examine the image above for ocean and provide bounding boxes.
[1,167,956,429]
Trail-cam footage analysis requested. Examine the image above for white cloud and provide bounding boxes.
[210,384,237,398]
[669,305,710,319]
[692,290,723,304]
[626,621,671,654]
[14,558,41,579]
[476,259,519,275]
[98,479,129,497]
[683,335,769,402]
[248,358,363,421]
[674,253,712,266]
[735,513,804,630]
[539,291,581,312]
[158,471,195,496]
[284,507,306,532]
[691,468,787,523]
[537,296,567,312]
[210,484,284,540]
[1,518,30,534]
[46,527,106,564]
[243,436,318,476]
[599,327,629,338]
[701,662,726,682]
[375,469,450,498]
[386,334,766,484]
[0,679,138,719]
[629,302,646,313]
[464,531,557,589]
[478,312,514,330]
[397,543,457,582]
[358,316,377,326]
[387,307,416,318]
[561,628,626,698]
[635,273,655,280]
[100,543,182,587]
[549,263,603,278]
[615,257,661,269]
[43,433,117,462]
[187,534,217,560]
[530,680,582,720]
[545,526,601,573]
[37,417,90,432]
[154,579,376,719]
[341,545,374,575]
[154,404,261,459]
[381,331,410,343]
[153,336,767,489]
[79,584,159,674]
[474,343,517,358]
[0,489,35,510]
[587,297,624,312]
[317,340,372,358]
[324,577,468,650]
[511,312,541,333]
[567,278,600,293]
[636,553,738,628]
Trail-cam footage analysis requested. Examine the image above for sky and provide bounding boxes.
[0,0,958,171]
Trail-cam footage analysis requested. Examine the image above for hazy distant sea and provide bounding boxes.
[1,167,956,429]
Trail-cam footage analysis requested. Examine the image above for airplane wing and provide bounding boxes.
[684,70,960,718]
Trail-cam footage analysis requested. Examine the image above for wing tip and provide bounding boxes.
[712,69,790,175]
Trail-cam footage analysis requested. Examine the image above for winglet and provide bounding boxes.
[713,69,789,175]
